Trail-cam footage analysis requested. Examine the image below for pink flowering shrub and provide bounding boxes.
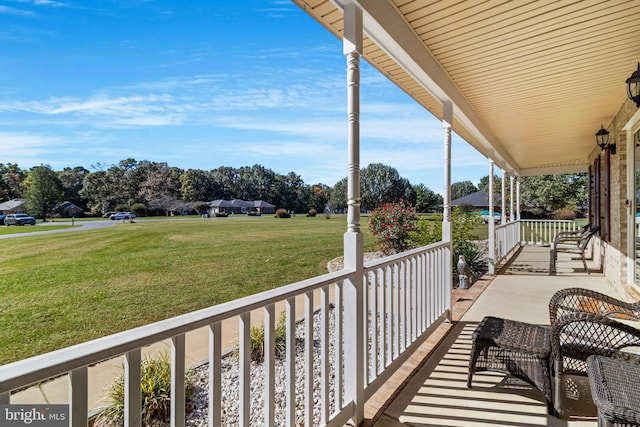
[368,200,418,254]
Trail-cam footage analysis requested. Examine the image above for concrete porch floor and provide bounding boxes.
[365,245,616,427]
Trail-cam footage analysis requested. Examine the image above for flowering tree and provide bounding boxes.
[368,200,418,254]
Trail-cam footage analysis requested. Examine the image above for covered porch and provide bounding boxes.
[366,245,612,427]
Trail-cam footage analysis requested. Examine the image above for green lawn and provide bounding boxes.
[0,225,76,235]
[0,215,374,364]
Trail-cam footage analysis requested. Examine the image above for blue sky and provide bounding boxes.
[0,0,491,195]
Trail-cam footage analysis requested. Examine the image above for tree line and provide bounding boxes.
[0,161,443,218]
[0,160,586,219]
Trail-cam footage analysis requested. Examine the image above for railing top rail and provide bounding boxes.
[0,267,356,393]
[364,240,449,270]
[519,219,577,223]
[495,221,519,231]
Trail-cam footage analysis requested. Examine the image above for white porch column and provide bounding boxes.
[488,160,496,274]
[342,3,364,424]
[510,175,514,222]
[501,169,506,224]
[516,179,521,221]
[442,100,453,242]
[442,100,453,320]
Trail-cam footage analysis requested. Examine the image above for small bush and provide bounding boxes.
[130,203,147,217]
[368,200,418,254]
[554,208,577,220]
[306,209,317,217]
[234,311,288,362]
[95,353,194,426]
[274,208,291,218]
[114,204,130,213]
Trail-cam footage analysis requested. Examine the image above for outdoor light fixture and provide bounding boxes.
[596,125,615,154]
[626,63,640,107]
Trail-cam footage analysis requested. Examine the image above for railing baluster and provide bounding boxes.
[320,285,329,424]
[69,367,88,427]
[209,322,222,427]
[411,256,417,341]
[362,270,370,384]
[171,334,186,427]
[393,263,400,360]
[304,291,313,427]
[264,304,275,427]
[397,260,407,354]
[378,268,385,371]
[370,270,377,379]
[386,264,391,365]
[334,282,343,411]
[285,297,296,427]
[239,313,250,427]
[124,349,141,427]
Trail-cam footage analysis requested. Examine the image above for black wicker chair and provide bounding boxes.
[549,287,640,324]
[467,311,640,418]
[551,312,640,419]
[588,355,640,426]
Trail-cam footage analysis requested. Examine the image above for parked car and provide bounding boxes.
[109,212,136,220]
[5,213,36,226]
[0,215,5,225]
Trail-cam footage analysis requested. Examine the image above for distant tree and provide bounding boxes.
[0,163,25,202]
[477,175,502,194]
[330,178,348,212]
[58,166,90,208]
[519,173,587,215]
[211,166,237,200]
[451,180,478,200]
[80,168,119,214]
[273,172,306,212]
[305,183,331,212]
[360,163,409,210]
[180,169,218,202]
[138,165,182,208]
[23,165,63,220]
[413,184,443,212]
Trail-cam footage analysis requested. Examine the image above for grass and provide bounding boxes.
[0,215,374,364]
[0,225,76,235]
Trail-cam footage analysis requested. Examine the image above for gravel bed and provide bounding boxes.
[184,306,339,426]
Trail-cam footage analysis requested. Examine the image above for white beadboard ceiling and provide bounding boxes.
[293,0,640,176]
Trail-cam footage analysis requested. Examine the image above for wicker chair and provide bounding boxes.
[549,287,640,324]
[588,355,640,427]
[549,225,599,275]
[551,312,640,418]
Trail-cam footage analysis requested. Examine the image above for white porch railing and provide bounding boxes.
[494,221,521,265]
[519,219,580,246]
[0,241,451,427]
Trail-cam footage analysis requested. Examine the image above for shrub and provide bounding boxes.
[130,203,147,217]
[274,208,291,218]
[368,200,418,255]
[114,204,130,213]
[234,311,288,362]
[410,207,487,283]
[306,209,317,217]
[95,353,194,426]
[554,208,577,220]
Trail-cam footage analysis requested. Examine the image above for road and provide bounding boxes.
[0,219,117,239]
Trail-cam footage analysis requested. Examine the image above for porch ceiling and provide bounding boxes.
[293,0,640,176]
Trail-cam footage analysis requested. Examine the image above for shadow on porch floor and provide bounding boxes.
[363,245,613,427]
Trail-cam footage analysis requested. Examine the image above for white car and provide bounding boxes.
[109,212,136,220]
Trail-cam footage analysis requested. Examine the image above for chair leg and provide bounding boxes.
[581,252,590,275]
[549,249,556,274]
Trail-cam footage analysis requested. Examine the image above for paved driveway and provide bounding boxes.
[0,220,116,239]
